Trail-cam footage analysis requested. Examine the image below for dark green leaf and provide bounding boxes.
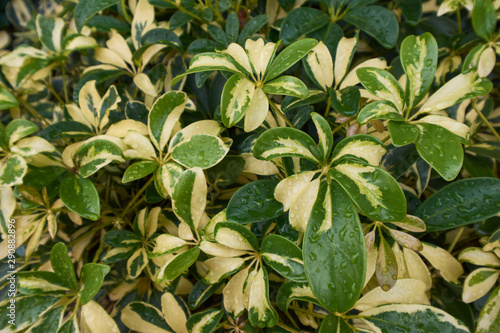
[74,0,120,32]
[59,173,100,221]
[79,263,111,305]
[280,8,329,46]
[50,243,79,291]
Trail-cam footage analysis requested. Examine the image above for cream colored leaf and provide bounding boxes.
[419,243,464,283]
[244,88,269,132]
[403,248,432,291]
[274,171,317,211]
[203,257,245,284]
[463,268,499,303]
[81,301,119,333]
[305,41,333,90]
[335,36,357,87]
[199,240,248,257]
[161,292,188,333]
[289,178,321,233]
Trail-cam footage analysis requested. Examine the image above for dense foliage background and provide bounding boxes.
[1,0,500,332]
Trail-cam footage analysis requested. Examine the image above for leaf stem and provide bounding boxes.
[60,61,69,104]
[17,98,50,128]
[167,0,203,21]
[121,177,154,218]
[456,9,462,34]
[471,100,500,141]
[448,226,465,253]
[269,98,295,128]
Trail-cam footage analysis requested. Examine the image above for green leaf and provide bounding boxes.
[148,91,187,152]
[0,295,61,332]
[237,14,269,45]
[395,0,422,25]
[359,304,470,333]
[0,154,27,187]
[140,28,183,51]
[226,12,239,43]
[186,309,223,333]
[215,222,259,251]
[207,24,228,46]
[276,281,319,312]
[262,76,308,98]
[400,33,438,108]
[172,134,229,169]
[416,177,500,231]
[376,235,398,290]
[0,85,19,110]
[121,302,174,333]
[344,6,399,49]
[477,285,500,333]
[261,234,307,282]
[79,263,110,305]
[472,0,496,41]
[415,123,463,181]
[226,179,284,223]
[158,247,200,281]
[172,168,206,230]
[39,121,93,140]
[318,314,353,333]
[388,121,419,146]
[206,155,245,186]
[357,100,403,125]
[75,139,124,178]
[59,173,100,221]
[357,67,405,112]
[253,127,319,163]
[74,0,120,32]
[279,8,329,46]
[122,161,158,183]
[330,86,361,117]
[281,90,327,112]
[303,181,366,313]
[330,161,407,222]
[50,243,79,291]
[265,39,318,81]
[57,317,79,333]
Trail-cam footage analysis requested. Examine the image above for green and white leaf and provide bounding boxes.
[36,15,64,53]
[148,91,187,152]
[172,167,206,230]
[75,139,124,178]
[331,134,386,166]
[155,162,183,198]
[161,293,189,333]
[123,160,158,183]
[459,247,500,267]
[185,309,223,333]
[303,41,333,91]
[214,222,259,251]
[80,300,119,333]
[0,154,28,187]
[415,115,470,141]
[261,234,306,282]
[248,267,279,328]
[220,74,255,128]
[171,135,229,170]
[357,100,403,125]
[357,67,405,112]
[253,127,319,163]
[419,242,464,284]
[311,112,333,161]
[262,76,308,98]
[400,33,438,108]
[359,304,469,333]
[274,171,317,211]
[477,285,500,333]
[462,267,499,303]
[202,257,245,284]
[330,161,407,222]
[5,119,38,147]
[126,247,149,279]
[121,302,174,333]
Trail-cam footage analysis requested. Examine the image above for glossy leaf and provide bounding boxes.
[279,8,329,46]
[50,243,79,290]
[303,181,366,313]
[416,177,500,231]
[59,173,100,221]
[74,0,120,32]
[80,263,111,305]
[261,234,307,282]
[265,39,318,81]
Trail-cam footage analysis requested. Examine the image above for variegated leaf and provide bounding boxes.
[359,304,470,333]
[161,293,189,333]
[11,137,55,157]
[400,33,438,108]
[17,271,69,295]
[148,91,187,152]
[274,171,317,212]
[419,242,464,284]
[127,247,149,279]
[155,162,182,198]
[303,41,333,91]
[214,222,259,251]
[415,115,470,142]
[357,100,403,125]
[123,160,158,183]
[459,247,500,267]
[331,134,386,166]
[477,285,500,333]
[220,74,255,128]
[0,154,28,186]
[171,53,243,86]
[419,71,493,114]
[311,112,333,161]
[150,234,187,258]
[276,281,318,312]
[248,267,279,328]
[121,302,174,333]
[330,161,406,222]
[262,76,308,98]
[172,168,206,230]
[253,127,320,163]
[185,309,223,333]
[357,67,405,112]
[81,300,119,333]
[462,267,499,303]
[244,87,269,132]
[198,239,248,257]
[261,234,306,282]
[74,139,124,178]
[202,257,245,284]
[289,178,321,233]
[5,119,38,147]
[171,135,229,170]
[335,35,358,88]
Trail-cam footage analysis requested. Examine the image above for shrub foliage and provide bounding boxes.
[1,0,500,332]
